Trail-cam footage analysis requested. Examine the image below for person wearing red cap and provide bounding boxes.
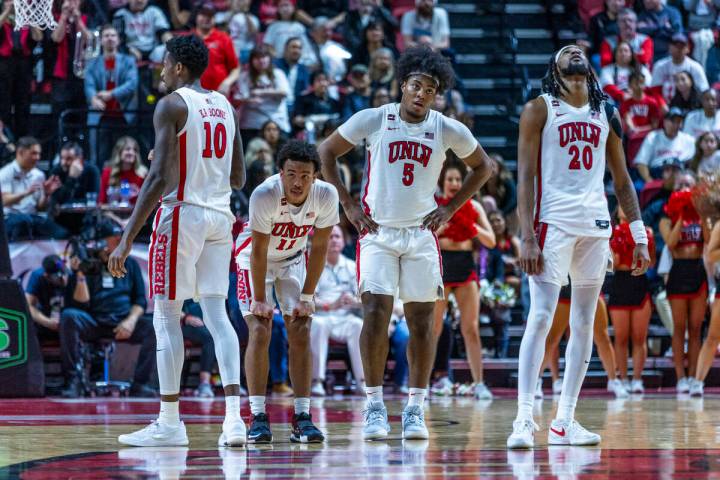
[195,3,240,96]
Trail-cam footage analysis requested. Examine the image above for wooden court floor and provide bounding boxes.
[1,391,720,478]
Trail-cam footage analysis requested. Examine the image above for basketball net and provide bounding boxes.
[13,0,57,30]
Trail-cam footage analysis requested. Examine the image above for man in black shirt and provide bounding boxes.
[292,71,340,131]
[59,222,156,397]
[50,142,100,235]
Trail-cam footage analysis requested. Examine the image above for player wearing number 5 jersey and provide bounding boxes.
[319,46,495,441]
[108,35,247,448]
[507,45,651,450]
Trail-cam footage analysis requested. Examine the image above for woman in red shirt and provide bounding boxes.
[99,135,147,206]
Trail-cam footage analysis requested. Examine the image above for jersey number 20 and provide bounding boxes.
[568,145,593,170]
[202,122,227,159]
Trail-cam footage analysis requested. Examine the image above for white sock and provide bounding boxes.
[407,388,427,407]
[225,395,241,421]
[516,393,534,421]
[249,395,266,415]
[365,385,383,406]
[294,397,310,415]
[556,399,576,422]
[159,400,180,426]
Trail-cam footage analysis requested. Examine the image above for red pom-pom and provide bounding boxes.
[436,196,479,242]
[664,189,700,224]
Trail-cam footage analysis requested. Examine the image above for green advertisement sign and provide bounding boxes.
[0,307,27,369]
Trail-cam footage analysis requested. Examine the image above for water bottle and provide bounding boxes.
[305,120,316,144]
[120,180,130,207]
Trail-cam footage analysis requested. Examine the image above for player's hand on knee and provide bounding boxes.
[293,300,315,318]
[520,238,543,275]
[346,203,378,235]
[631,244,651,276]
[251,300,274,319]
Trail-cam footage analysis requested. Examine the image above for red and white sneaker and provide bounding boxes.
[548,419,601,446]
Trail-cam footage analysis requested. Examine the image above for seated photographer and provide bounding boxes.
[59,222,156,398]
[25,254,71,340]
[181,299,218,398]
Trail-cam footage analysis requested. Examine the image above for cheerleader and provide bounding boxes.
[432,160,496,400]
[659,173,710,393]
[609,207,656,394]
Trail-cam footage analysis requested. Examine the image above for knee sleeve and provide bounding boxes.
[200,296,240,387]
[153,299,185,395]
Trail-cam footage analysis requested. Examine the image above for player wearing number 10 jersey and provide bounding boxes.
[507,45,650,449]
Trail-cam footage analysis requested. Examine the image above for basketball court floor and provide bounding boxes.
[1,391,719,478]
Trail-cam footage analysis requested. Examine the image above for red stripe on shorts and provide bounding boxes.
[432,231,443,275]
[178,132,187,201]
[534,140,542,228]
[168,206,180,300]
[537,222,548,251]
[147,207,163,297]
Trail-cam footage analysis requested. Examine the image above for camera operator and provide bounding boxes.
[59,221,157,398]
[25,254,71,338]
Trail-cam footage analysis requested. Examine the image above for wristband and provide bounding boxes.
[629,220,648,245]
[299,293,314,303]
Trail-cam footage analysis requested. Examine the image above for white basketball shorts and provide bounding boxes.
[236,252,306,318]
[148,203,233,301]
[532,222,611,288]
[357,225,444,303]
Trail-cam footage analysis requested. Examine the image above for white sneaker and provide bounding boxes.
[474,382,493,400]
[431,376,453,396]
[534,378,544,400]
[548,419,601,446]
[552,379,563,395]
[311,381,326,397]
[402,405,429,440]
[677,377,690,393]
[118,420,189,447]
[607,379,629,398]
[218,417,247,447]
[507,419,539,449]
[362,401,391,440]
[622,378,631,392]
[630,379,644,394]
[690,378,704,397]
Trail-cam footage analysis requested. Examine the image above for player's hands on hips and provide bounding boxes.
[251,299,274,319]
[631,243,651,276]
[107,240,131,278]
[423,205,452,231]
[519,237,544,275]
[293,300,315,318]
[346,203,378,235]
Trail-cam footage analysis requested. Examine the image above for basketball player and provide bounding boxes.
[108,35,246,447]
[235,140,339,444]
[318,45,495,440]
[507,45,651,449]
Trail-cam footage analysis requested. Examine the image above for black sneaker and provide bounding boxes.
[290,412,325,443]
[248,413,273,443]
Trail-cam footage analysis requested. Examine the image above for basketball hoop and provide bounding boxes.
[13,0,57,30]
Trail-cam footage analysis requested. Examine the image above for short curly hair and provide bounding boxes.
[396,45,455,93]
[166,34,209,79]
[277,139,320,172]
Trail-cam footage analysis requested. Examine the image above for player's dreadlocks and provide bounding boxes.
[541,52,607,113]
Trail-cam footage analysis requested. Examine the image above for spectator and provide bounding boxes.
[98,136,147,205]
[262,0,309,60]
[634,107,696,182]
[388,302,410,393]
[259,119,285,161]
[620,70,663,164]
[25,254,69,336]
[341,64,371,121]
[352,20,397,68]
[683,0,720,68]
[0,2,41,138]
[599,40,652,103]
[683,89,720,138]
[181,300,217,398]
[51,0,92,136]
[235,45,291,142]
[651,33,709,104]
[305,16,350,83]
[291,70,340,131]
[705,38,720,83]
[600,8,654,68]
[59,221,156,398]
[244,138,274,168]
[254,0,279,28]
[295,0,347,28]
[0,119,15,163]
[669,70,703,113]
[84,24,139,166]
[487,210,521,292]
[274,37,311,114]
[642,159,682,252]
[689,131,720,175]
[637,0,684,61]
[49,142,100,235]
[0,137,66,241]
[228,0,259,63]
[368,47,398,99]
[310,225,364,396]
[479,153,517,232]
[195,3,240,96]
[153,0,193,30]
[401,0,449,51]
[113,0,171,61]
[371,85,391,107]
[340,0,397,55]
[588,0,625,56]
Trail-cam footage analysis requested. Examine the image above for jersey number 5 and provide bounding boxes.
[402,163,414,186]
[202,122,227,159]
[568,145,593,170]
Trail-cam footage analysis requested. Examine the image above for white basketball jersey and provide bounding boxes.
[161,87,236,215]
[235,174,339,268]
[536,94,611,238]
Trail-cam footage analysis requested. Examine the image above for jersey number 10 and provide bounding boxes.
[202,122,228,159]
[568,145,593,170]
